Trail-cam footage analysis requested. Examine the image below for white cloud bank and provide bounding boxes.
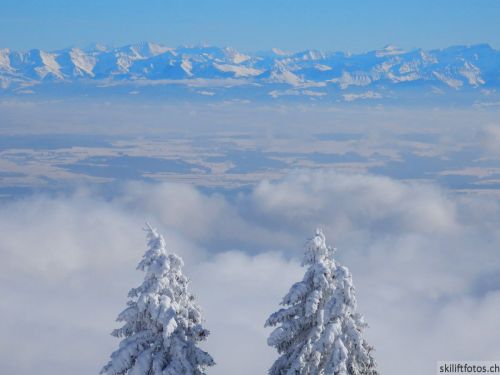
[1,170,500,375]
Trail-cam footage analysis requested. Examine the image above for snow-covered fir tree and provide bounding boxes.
[265,229,377,375]
[101,224,215,375]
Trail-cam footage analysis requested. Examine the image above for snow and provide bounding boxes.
[459,62,485,86]
[419,50,438,64]
[314,64,332,72]
[398,61,420,74]
[343,91,383,102]
[389,71,421,82]
[129,42,172,59]
[269,65,303,86]
[36,51,63,79]
[268,89,326,98]
[334,71,372,89]
[224,48,251,64]
[375,44,405,57]
[101,225,214,375]
[0,43,497,95]
[303,90,326,97]
[265,229,378,375]
[69,48,96,77]
[116,55,134,73]
[94,43,109,52]
[300,50,326,61]
[213,63,263,77]
[269,89,296,98]
[146,42,173,56]
[377,59,398,74]
[433,71,464,89]
[0,49,12,72]
[196,90,216,96]
[181,59,193,76]
[271,48,291,56]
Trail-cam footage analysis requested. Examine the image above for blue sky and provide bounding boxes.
[0,0,499,52]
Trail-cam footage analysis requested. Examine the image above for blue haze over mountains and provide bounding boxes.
[1,42,499,200]
[1,42,499,104]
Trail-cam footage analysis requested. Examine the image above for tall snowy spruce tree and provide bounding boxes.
[101,224,215,375]
[265,229,377,375]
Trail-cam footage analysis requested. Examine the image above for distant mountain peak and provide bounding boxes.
[83,43,109,52]
[375,44,405,57]
[271,48,292,56]
[0,42,498,103]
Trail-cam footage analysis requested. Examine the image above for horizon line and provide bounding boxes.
[1,41,497,55]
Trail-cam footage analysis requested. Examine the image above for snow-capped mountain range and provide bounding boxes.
[1,42,499,102]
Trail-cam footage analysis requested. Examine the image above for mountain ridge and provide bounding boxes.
[1,43,499,103]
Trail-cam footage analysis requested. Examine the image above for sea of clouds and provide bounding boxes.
[1,170,500,375]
